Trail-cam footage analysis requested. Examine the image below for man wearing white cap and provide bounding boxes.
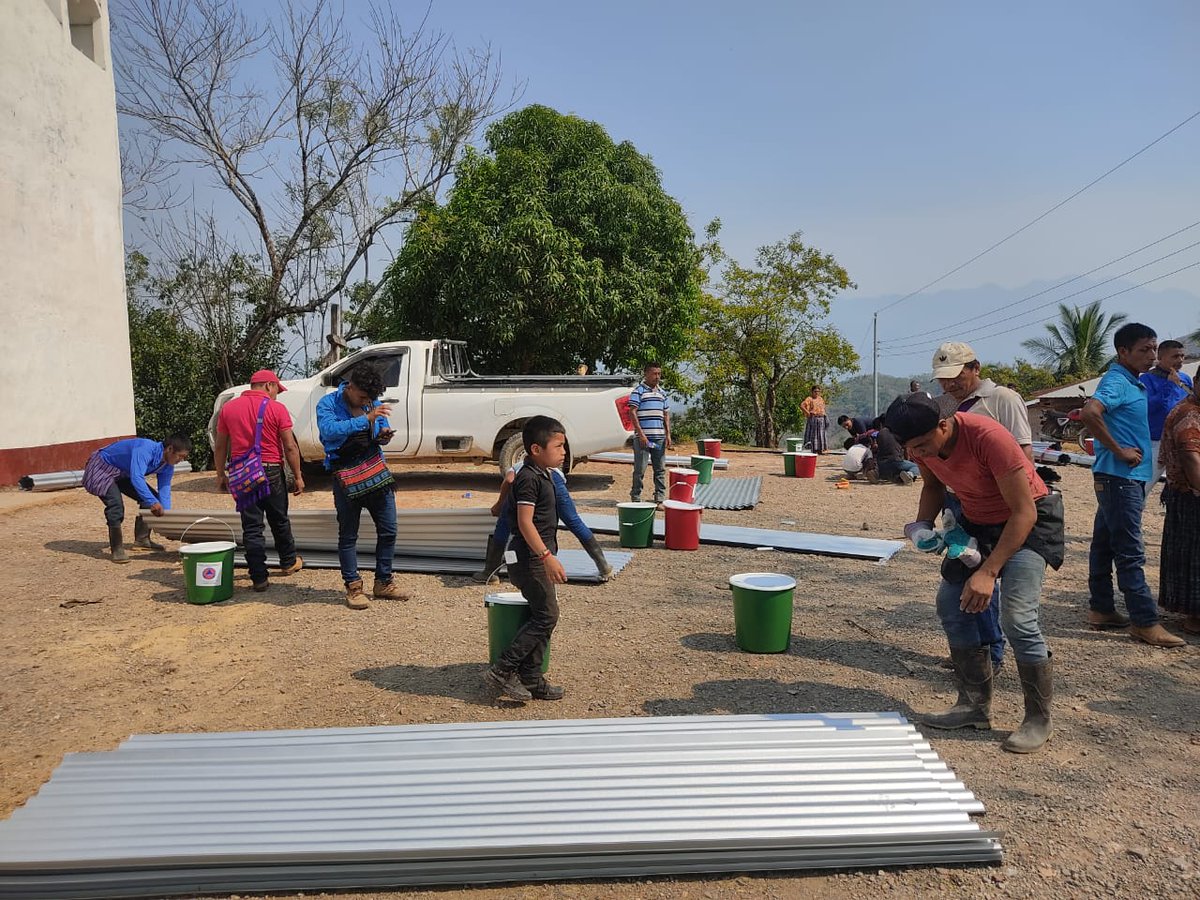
[930,342,1033,674]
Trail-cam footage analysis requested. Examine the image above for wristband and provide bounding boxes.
[538,548,551,559]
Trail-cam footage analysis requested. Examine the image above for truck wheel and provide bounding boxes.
[497,433,572,473]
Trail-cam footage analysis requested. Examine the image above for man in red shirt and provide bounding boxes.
[214,370,305,592]
[887,393,1064,754]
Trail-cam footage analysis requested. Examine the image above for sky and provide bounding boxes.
[121,0,1200,378]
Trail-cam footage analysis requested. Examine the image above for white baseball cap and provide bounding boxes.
[931,342,978,379]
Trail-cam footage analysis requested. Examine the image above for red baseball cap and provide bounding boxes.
[249,369,287,391]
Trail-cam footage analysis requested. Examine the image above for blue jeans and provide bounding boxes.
[936,547,1049,664]
[943,494,1006,667]
[878,458,920,481]
[494,471,594,547]
[1088,473,1158,626]
[332,481,397,586]
[632,441,667,501]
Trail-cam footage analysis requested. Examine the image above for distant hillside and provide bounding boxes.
[829,373,920,421]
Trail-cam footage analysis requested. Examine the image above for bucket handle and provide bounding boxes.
[621,509,658,527]
[179,516,239,546]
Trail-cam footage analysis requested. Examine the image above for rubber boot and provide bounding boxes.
[918,646,992,730]
[108,525,130,564]
[582,537,613,581]
[133,516,165,551]
[473,536,506,585]
[1002,656,1053,753]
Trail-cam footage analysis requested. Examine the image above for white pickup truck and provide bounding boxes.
[209,340,636,474]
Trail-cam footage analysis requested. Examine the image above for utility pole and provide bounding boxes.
[872,312,879,417]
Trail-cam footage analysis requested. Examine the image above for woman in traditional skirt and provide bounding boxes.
[1158,375,1200,635]
[800,385,829,453]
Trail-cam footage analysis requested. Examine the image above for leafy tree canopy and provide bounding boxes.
[980,358,1060,397]
[1021,301,1125,380]
[363,104,702,373]
[690,223,858,447]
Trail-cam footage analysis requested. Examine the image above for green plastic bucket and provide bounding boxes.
[690,455,716,484]
[485,592,549,673]
[180,541,236,604]
[786,437,805,453]
[730,572,796,653]
[783,452,799,476]
[617,501,657,548]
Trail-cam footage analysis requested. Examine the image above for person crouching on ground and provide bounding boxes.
[888,393,1064,754]
[483,416,570,702]
[475,460,612,584]
[83,434,191,563]
[316,362,408,610]
[213,369,305,593]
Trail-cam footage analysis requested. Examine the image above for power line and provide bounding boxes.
[879,238,1200,353]
[874,108,1200,315]
[878,259,1200,359]
[878,219,1200,345]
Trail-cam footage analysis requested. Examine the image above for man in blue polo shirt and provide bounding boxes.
[1140,339,1193,496]
[629,362,672,504]
[1080,323,1184,648]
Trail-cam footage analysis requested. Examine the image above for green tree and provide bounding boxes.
[1021,301,1126,379]
[979,358,1060,397]
[693,224,859,447]
[364,104,703,373]
[126,251,285,468]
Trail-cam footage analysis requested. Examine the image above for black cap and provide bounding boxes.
[885,393,958,443]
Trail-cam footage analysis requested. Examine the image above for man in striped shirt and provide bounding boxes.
[629,362,672,504]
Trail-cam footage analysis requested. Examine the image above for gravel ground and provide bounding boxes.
[0,449,1197,899]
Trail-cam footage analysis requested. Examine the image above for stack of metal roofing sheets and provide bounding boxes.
[579,515,904,561]
[588,451,730,469]
[148,508,496,557]
[234,547,632,583]
[1031,441,1095,467]
[18,463,193,492]
[0,714,1000,897]
[692,476,763,510]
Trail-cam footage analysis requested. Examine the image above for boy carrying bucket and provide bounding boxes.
[483,416,571,702]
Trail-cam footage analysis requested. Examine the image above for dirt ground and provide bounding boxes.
[1,449,1197,899]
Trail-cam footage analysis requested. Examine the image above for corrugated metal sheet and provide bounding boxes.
[232,548,631,583]
[692,477,762,510]
[18,462,193,492]
[0,714,1000,897]
[589,452,730,469]
[580,515,904,561]
[1031,441,1095,467]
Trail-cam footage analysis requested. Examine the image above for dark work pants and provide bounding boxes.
[496,557,560,679]
[102,477,157,526]
[241,465,298,584]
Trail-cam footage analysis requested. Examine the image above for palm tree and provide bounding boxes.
[1021,301,1127,380]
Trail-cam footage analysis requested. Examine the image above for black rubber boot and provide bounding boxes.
[133,516,165,551]
[582,537,613,581]
[1002,656,1054,753]
[108,525,130,564]
[473,536,506,585]
[919,646,993,730]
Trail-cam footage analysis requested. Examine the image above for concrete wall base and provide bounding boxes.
[0,434,134,486]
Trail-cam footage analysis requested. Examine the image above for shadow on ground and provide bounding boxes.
[643,678,915,717]
[354,662,512,707]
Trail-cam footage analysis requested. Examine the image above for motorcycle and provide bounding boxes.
[1041,407,1090,444]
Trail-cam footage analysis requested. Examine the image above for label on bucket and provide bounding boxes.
[197,561,223,586]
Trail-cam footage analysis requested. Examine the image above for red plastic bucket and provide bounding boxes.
[669,480,696,503]
[795,452,818,478]
[698,438,722,459]
[663,499,702,550]
[668,467,699,491]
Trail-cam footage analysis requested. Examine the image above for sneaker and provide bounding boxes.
[373,579,410,601]
[521,677,565,701]
[865,469,880,484]
[483,666,532,701]
[252,579,270,593]
[899,471,915,485]
[345,579,369,610]
[278,556,304,576]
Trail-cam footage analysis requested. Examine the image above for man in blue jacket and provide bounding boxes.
[1139,339,1193,496]
[316,362,407,610]
[83,435,191,563]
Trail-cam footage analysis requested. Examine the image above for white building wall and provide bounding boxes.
[0,0,134,474]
